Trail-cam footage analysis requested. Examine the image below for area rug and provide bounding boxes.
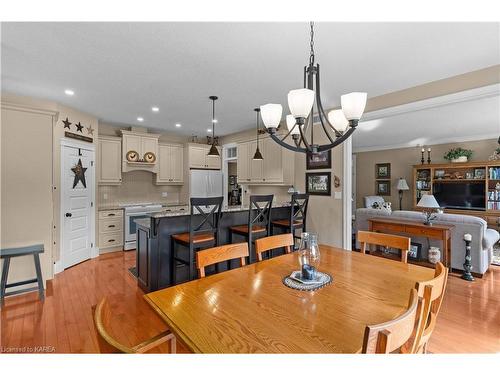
[493,243,500,266]
[128,266,137,278]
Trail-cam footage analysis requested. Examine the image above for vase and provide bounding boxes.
[451,156,468,163]
[428,247,441,264]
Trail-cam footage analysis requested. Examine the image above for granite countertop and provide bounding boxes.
[150,202,291,219]
[97,202,188,211]
[133,218,151,229]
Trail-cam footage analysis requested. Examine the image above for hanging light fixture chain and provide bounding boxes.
[309,21,315,65]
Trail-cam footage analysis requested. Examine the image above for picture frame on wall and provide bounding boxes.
[375,163,391,179]
[408,242,422,261]
[306,172,331,196]
[376,180,391,196]
[306,150,331,170]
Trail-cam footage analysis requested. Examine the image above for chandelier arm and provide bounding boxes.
[298,121,312,151]
[314,64,342,138]
[269,132,308,153]
[316,127,356,153]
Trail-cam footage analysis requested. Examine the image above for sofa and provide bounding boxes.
[354,208,500,276]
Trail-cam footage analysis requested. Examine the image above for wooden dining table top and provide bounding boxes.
[144,245,434,353]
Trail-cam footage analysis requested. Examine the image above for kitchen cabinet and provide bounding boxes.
[98,209,124,251]
[262,138,282,182]
[98,136,122,185]
[156,143,184,184]
[237,142,250,182]
[187,144,221,170]
[121,130,160,172]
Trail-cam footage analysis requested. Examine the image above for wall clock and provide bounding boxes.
[126,150,139,162]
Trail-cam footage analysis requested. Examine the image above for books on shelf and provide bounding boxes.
[489,167,500,180]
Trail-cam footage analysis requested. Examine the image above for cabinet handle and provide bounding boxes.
[108,239,115,242]
[180,208,185,211]
[108,225,115,228]
[108,213,115,217]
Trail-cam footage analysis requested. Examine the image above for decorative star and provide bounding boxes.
[75,122,84,133]
[86,125,94,136]
[71,159,87,188]
[62,117,72,129]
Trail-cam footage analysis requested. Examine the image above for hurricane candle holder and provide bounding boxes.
[462,233,474,281]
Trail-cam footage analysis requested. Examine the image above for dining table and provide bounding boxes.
[144,245,435,353]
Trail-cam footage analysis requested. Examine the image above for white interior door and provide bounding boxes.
[62,144,95,269]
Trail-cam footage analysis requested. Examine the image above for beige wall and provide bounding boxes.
[355,138,498,210]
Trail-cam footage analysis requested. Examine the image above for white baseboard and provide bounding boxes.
[91,247,99,258]
[54,261,64,275]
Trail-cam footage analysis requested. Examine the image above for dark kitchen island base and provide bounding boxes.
[135,206,292,292]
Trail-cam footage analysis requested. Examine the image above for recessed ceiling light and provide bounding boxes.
[207,128,212,133]
[64,89,74,96]
[175,123,182,128]
[152,107,159,112]
[137,117,144,122]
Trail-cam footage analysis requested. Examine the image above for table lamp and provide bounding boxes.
[417,194,441,225]
[396,178,410,210]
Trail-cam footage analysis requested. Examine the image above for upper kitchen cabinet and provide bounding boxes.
[121,130,160,173]
[98,136,122,185]
[187,143,221,170]
[156,143,184,184]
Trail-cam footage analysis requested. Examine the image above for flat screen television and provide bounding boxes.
[432,181,485,211]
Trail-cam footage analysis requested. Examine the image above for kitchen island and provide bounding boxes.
[135,204,292,292]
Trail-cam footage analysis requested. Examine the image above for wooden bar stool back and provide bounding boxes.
[196,243,249,278]
[254,233,293,262]
[93,297,176,353]
[229,194,274,263]
[272,193,309,247]
[358,230,411,263]
[362,289,423,353]
[171,196,223,283]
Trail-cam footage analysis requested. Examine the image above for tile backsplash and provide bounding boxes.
[98,170,182,206]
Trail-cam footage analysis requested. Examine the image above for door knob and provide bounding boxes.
[65,212,72,217]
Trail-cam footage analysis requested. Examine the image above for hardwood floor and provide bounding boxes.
[1,250,498,353]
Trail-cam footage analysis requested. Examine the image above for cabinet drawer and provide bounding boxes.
[99,210,123,219]
[99,217,123,234]
[371,222,402,233]
[99,232,124,248]
[405,226,442,238]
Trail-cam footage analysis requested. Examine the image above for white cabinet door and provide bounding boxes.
[190,147,207,168]
[157,144,171,183]
[171,145,184,182]
[141,137,157,159]
[262,138,282,183]
[206,149,221,169]
[237,142,250,183]
[123,134,141,161]
[156,144,184,184]
[98,137,122,184]
[249,140,263,182]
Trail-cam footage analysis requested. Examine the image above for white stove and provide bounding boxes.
[123,204,163,250]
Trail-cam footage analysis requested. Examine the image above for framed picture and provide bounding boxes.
[306,172,331,196]
[408,242,422,260]
[376,163,391,179]
[376,180,391,196]
[474,168,485,179]
[306,150,331,170]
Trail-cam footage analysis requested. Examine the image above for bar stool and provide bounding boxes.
[1,244,45,305]
[171,196,223,283]
[228,194,273,264]
[272,193,309,249]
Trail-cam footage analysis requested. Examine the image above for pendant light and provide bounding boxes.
[252,108,264,160]
[207,95,220,157]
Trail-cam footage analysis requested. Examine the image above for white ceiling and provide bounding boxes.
[1,22,499,144]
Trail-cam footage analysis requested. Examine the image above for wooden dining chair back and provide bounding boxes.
[93,297,176,353]
[411,262,448,353]
[362,289,423,353]
[254,233,294,261]
[358,230,411,263]
[196,243,249,278]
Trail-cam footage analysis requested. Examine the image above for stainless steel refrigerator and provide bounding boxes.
[189,170,223,198]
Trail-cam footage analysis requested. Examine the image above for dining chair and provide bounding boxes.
[93,297,176,353]
[254,233,293,262]
[196,243,249,278]
[358,230,411,263]
[229,194,274,263]
[405,262,449,353]
[272,193,309,248]
[171,196,223,283]
[362,289,423,354]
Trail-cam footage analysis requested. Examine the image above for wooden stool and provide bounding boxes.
[1,244,45,305]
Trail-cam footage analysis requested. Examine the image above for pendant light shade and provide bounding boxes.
[208,143,219,157]
[207,95,220,157]
[286,114,300,135]
[253,147,264,160]
[327,109,349,132]
[340,92,367,120]
[253,107,264,160]
[288,88,315,118]
[260,103,282,129]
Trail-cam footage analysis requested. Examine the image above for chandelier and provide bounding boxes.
[260,22,367,154]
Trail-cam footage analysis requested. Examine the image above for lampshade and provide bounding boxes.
[341,92,367,120]
[260,104,282,129]
[286,115,300,135]
[327,109,349,132]
[288,88,315,118]
[396,178,410,191]
[207,143,220,157]
[417,194,440,208]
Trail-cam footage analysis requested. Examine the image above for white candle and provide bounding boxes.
[427,148,431,152]
[464,233,472,241]
[421,148,425,152]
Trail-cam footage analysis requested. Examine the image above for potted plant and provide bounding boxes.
[444,148,473,163]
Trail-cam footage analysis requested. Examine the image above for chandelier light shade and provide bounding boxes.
[327,109,349,132]
[260,103,282,129]
[207,96,220,157]
[341,92,368,120]
[252,108,264,160]
[260,22,367,154]
[288,88,315,118]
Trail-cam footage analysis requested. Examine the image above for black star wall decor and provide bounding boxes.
[71,159,87,188]
[62,117,72,129]
[75,122,84,133]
